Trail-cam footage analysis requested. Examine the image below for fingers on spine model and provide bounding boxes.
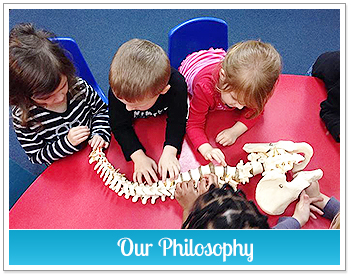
[88,140,321,215]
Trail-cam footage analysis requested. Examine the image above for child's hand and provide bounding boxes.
[131,149,158,185]
[216,122,248,147]
[216,127,238,146]
[67,126,90,146]
[175,175,217,211]
[305,181,321,199]
[205,148,227,166]
[175,180,198,211]
[292,190,324,227]
[88,134,109,151]
[158,145,180,182]
[305,180,330,210]
[175,175,216,223]
[175,179,200,223]
[200,173,218,188]
[198,143,227,166]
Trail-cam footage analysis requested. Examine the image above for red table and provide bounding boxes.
[9,75,340,229]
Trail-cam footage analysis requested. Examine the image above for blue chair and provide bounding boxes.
[9,37,108,209]
[168,17,228,69]
[50,37,108,103]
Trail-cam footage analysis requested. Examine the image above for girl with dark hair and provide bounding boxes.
[9,23,111,165]
[175,174,324,229]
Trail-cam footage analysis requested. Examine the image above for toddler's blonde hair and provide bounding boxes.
[330,212,340,229]
[109,38,171,102]
[219,40,282,118]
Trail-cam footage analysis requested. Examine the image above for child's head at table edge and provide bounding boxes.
[9,23,79,126]
[182,183,270,229]
[217,40,282,118]
[109,38,171,111]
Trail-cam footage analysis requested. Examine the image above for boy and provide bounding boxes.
[108,38,188,185]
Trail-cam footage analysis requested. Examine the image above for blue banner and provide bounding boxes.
[9,229,340,266]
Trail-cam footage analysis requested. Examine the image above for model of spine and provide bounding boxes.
[89,148,242,205]
[89,140,321,214]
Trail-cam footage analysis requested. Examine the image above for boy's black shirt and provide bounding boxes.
[108,67,188,161]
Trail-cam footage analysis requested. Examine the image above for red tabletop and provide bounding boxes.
[9,75,340,229]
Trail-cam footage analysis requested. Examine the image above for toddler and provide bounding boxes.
[180,41,282,166]
[108,39,188,185]
[9,23,110,165]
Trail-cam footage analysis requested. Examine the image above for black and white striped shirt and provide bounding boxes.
[11,78,111,165]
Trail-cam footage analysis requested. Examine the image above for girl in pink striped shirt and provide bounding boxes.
[179,40,282,166]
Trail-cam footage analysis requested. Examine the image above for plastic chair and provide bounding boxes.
[168,17,228,69]
[50,37,108,103]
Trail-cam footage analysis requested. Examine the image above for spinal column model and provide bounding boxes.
[88,140,322,215]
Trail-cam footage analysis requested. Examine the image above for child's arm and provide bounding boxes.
[85,81,111,149]
[320,101,340,142]
[175,180,198,223]
[238,108,264,129]
[291,190,324,227]
[161,69,188,180]
[273,191,323,229]
[187,82,228,165]
[216,107,264,147]
[108,87,158,184]
[216,121,248,146]
[305,181,340,220]
[12,117,88,165]
[158,145,180,181]
[186,82,213,151]
[108,88,145,161]
[164,68,188,157]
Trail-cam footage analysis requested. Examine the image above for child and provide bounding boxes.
[311,51,340,143]
[175,174,324,229]
[9,23,111,165]
[108,39,188,185]
[180,41,282,166]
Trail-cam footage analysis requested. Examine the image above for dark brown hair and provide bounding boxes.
[109,38,170,102]
[9,23,77,126]
[182,184,270,229]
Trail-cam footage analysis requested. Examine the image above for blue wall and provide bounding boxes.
[9,8,340,94]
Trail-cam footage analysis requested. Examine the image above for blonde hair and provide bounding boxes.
[330,212,340,229]
[218,40,282,118]
[109,38,171,102]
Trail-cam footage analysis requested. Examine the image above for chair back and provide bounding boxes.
[168,17,228,69]
[50,37,108,103]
